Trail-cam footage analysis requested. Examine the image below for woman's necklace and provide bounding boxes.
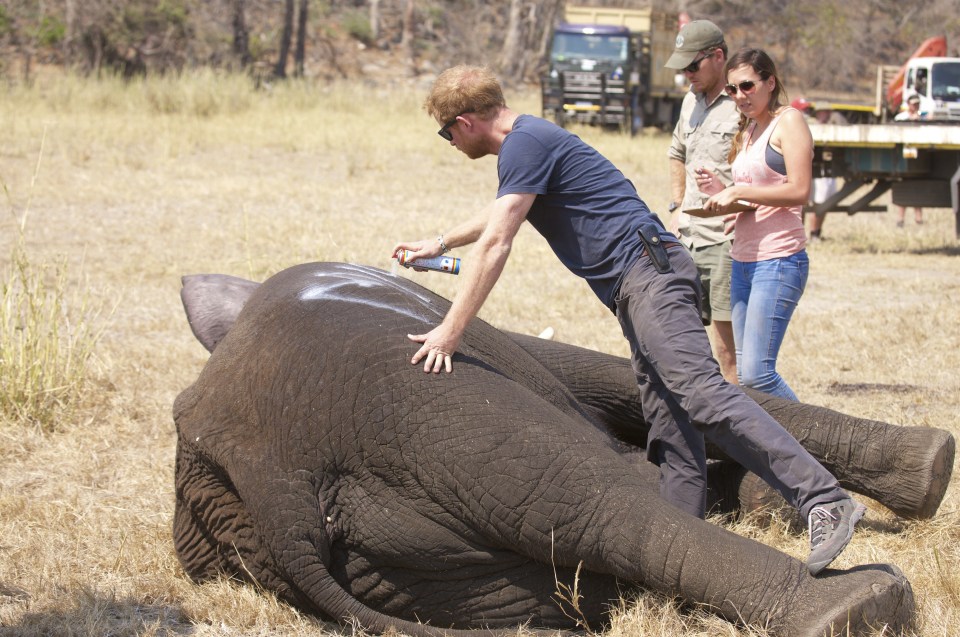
[746,117,772,149]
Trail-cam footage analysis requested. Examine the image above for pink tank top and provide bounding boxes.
[730,110,807,262]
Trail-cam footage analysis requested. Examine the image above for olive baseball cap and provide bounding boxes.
[664,20,725,69]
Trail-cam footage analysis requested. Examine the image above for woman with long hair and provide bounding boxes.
[696,48,812,400]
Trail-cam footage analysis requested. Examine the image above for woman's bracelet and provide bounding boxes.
[437,235,449,254]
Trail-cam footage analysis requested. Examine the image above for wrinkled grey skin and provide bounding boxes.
[174,263,919,637]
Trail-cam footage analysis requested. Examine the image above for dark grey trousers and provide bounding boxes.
[614,244,846,520]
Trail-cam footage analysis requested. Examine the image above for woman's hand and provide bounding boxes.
[695,168,726,196]
[703,186,743,215]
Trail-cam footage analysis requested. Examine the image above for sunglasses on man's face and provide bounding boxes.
[682,51,712,74]
[724,80,758,96]
[438,111,473,141]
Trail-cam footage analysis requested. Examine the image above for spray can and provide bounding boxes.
[395,249,461,275]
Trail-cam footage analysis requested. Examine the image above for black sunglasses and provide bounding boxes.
[682,50,713,74]
[438,111,473,141]
[724,80,758,96]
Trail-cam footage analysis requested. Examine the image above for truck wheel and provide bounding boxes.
[551,109,566,129]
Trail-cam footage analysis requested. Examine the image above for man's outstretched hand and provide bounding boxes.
[408,324,461,373]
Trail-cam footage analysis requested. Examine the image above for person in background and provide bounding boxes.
[896,93,924,121]
[914,69,928,99]
[395,64,865,576]
[696,48,811,402]
[793,98,845,241]
[664,20,739,384]
[893,95,924,226]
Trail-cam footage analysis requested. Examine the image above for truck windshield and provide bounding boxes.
[551,33,629,64]
[931,62,960,102]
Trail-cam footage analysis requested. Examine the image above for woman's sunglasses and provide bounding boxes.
[724,80,758,96]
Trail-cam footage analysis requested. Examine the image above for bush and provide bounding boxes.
[0,7,11,37]
[0,243,105,431]
[0,141,107,432]
[341,9,373,45]
[35,14,66,47]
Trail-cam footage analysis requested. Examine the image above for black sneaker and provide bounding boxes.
[807,497,866,575]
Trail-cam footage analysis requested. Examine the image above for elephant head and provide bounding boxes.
[174,262,916,636]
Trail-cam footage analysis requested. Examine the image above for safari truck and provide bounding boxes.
[807,123,960,237]
[803,36,960,123]
[540,5,686,134]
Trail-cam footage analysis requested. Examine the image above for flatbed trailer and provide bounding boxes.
[809,122,960,237]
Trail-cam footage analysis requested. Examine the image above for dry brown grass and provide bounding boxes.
[0,72,957,636]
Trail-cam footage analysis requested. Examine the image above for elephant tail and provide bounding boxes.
[290,567,567,637]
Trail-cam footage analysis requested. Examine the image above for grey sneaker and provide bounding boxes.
[807,497,866,575]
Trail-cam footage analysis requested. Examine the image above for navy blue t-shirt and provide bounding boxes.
[496,115,673,309]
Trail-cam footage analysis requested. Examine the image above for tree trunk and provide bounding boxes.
[532,0,563,82]
[64,0,77,65]
[232,0,251,68]
[294,0,308,78]
[499,0,524,81]
[275,0,295,78]
[370,0,380,43]
[400,0,415,56]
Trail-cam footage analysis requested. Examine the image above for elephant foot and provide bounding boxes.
[734,470,805,533]
[728,427,955,522]
[886,427,955,519]
[783,564,915,637]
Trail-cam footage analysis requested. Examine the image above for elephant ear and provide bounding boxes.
[180,274,260,352]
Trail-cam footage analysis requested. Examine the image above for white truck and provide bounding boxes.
[808,123,960,236]
[898,55,960,121]
[803,36,960,123]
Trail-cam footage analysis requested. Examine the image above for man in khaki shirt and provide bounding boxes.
[665,20,740,383]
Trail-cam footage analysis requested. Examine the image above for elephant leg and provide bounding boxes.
[573,480,915,637]
[509,332,955,520]
[745,388,956,519]
[729,464,805,532]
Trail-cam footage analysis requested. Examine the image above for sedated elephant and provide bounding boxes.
[173,262,931,637]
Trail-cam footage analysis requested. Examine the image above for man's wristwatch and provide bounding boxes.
[668,201,681,213]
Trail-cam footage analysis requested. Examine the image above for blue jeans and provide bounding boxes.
[731,251,808,400]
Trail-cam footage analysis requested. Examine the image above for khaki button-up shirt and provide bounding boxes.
[667,89,741,248]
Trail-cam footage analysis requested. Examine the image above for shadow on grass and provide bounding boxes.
[0,590,194,636]
[911,244,960,257]
[848,244,960,257]
[826,381,922,395]
[0,584,356,636]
